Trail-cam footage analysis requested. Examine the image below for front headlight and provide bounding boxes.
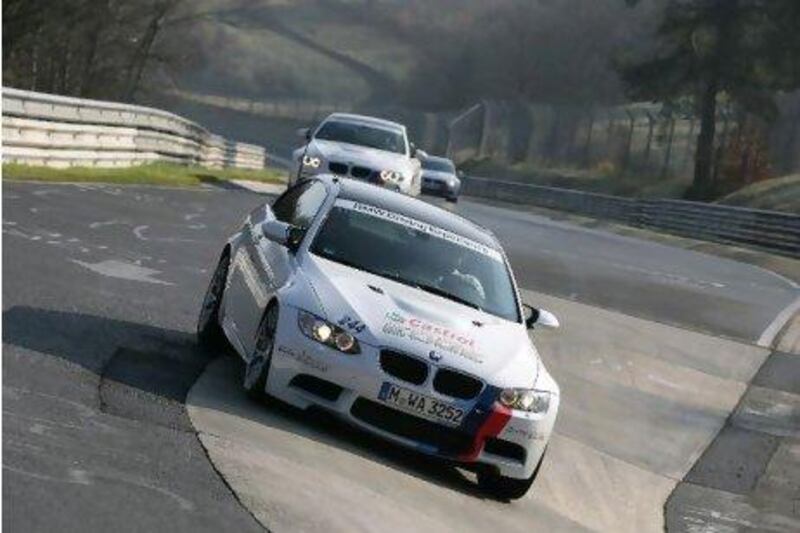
[499,388,551,413]
[297,310,360,354]
[379,170,403,182]
[302,155,322,168]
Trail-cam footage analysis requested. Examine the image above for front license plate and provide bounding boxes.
[378,382,464,427]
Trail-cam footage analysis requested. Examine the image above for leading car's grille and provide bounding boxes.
[328,162,348,175]
[433,369,483,400]
[379,350,428,385]
[350,398,474,455]
[350,166,372,179]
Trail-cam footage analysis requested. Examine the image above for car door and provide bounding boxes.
[237,180,329,357]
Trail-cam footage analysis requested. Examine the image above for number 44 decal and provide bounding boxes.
[338,315,366,334]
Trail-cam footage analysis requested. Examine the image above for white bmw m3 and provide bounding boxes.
[197,175,561,500]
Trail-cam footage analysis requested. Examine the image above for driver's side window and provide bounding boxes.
[272,180,327,229]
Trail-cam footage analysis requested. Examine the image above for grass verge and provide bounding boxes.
[717,174,800,214]
[460,158,689,198]
[2,163,286,187]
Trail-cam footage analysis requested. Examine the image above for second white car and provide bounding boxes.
[290,113,423,196]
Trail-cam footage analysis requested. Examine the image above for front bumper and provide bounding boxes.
[264,306,557,480]
[291,160,412,194]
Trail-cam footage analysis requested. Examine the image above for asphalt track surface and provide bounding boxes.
[3,181,798,532]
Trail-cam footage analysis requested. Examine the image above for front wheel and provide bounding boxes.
[243,304,279,401]
[477,450,545,500]
[197,251,230,346]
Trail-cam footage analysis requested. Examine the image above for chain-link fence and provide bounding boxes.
[445,96,800,187]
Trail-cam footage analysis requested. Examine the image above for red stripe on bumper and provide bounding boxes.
[459,403,512,461]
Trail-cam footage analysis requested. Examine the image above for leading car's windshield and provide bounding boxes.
[314,120,406,154]
[422,158,455,173]
[310,200,520,322]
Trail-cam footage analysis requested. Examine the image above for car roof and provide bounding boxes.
[324,113,405,132]
[321,176,499,249]
[423,154,454,164]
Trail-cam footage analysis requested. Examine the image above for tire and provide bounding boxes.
[477,450,545,501]
[243,303,279,401]
[197,250,230,347]
[446,196,458,203]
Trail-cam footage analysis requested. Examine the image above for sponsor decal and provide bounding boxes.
[335,199,503,262]
[277,345,328,373]
[382,311,483,364]
[337,314,366,334]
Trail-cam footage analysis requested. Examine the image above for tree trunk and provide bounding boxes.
[691,77,718,198]
[80,0,110,97]
[124,2,173,101]
[690,0,738,200]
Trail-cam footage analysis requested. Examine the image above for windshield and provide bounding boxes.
[422,158,455,173]
[310,201,520,322]
[314,120,406,154]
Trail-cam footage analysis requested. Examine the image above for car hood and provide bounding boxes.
[307,139,413,171]
[297,254,539,388]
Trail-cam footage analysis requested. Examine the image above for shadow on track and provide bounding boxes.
[2,305,493,500]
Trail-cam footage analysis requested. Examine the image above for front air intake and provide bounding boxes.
[379,350,428,385]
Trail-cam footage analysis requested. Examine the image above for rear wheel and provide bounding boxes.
[477,449,545,501]
[197,251,230,346]
[243,304,279,401]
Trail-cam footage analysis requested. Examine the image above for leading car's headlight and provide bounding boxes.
[302,155,322,168]
[499,388,551,413]
[297,310,360,354]
[379,170,404,182]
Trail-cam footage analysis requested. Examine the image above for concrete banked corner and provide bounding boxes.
[187,288,769,533]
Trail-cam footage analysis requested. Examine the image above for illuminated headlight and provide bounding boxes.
[297,310,359,354]
[302,155,322,168]
[379,170,403,182]
[447,179,456,187]
[499,388,551,413]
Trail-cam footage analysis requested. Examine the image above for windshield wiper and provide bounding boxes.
[316,255,483,312]
[413,282,483,312]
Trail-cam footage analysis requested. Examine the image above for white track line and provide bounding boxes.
[757,294,800,348]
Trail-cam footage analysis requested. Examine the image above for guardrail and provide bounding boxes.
[2,88,267,170]
[462,175,800,258]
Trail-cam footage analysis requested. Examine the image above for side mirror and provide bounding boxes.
[457,169,465,178]
[522,304,560,330]
[409,142,417,157]
[296,127,311,141]
[261,220,304,251]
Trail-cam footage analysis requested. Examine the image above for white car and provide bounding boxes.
[289,113,423,196]
[197,175,561,500]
